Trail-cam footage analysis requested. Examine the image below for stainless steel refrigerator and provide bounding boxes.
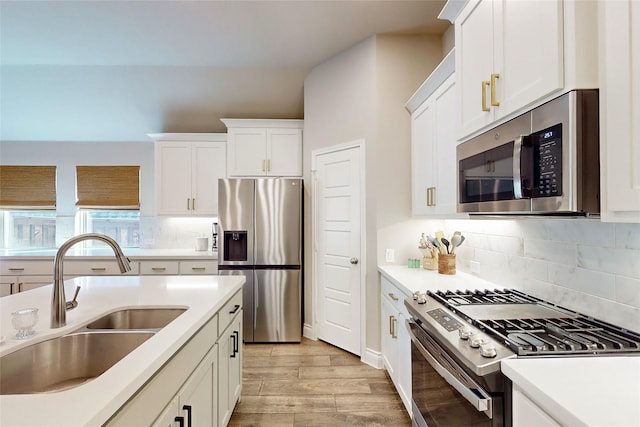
[217,178,302,343]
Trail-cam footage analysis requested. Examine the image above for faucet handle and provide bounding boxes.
[66,286,81,310]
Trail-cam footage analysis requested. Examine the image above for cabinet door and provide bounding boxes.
[218,314,242,427]
[156,142,193,215]
[0,276,17,297]
[432,76,459,215]
[456,0,496,137]
[496,0,563,119]
[267,128,302,176]
[18,276,53,292]
[599,0,640,221]
[227,128,267,176]
[179,344,217,427]
[381,296,399,383]
[192,142,226,215]
[411,96,436,216]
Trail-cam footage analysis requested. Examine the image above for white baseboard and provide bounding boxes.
[361,346,383,369]
[303,323,316,340]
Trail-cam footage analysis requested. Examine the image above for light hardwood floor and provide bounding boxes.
[229,337,411,426]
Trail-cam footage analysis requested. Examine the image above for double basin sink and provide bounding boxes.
[0,308,186,395]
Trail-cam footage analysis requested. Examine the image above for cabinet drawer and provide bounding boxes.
[218,290,242,334]
[139,261,179,275]
[0,260,52,276]
[381,276,408,310]
[63,260,139,276]
[179,260,217,275]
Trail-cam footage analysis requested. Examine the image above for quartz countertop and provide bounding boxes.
[502,357,640,427]
[378,264,501,296]
[0,274,244,426]
[0,248,218,260]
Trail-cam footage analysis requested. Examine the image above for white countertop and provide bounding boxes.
[378,264,502,296]
[0,248,218,260]
[0,274,244,426]
[502,357,640,427]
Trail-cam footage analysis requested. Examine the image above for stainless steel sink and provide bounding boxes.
[0,331,155,395]
[85,308,186,330]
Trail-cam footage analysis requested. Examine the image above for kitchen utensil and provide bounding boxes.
[450,234,462,254]
[435,231,445,254]
[427,236,441,253]
[441,238,451,254]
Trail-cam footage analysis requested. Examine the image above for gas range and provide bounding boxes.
[406,287,640,427]
[405,288,640,375]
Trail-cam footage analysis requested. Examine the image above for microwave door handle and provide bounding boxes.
[513,136,525,199]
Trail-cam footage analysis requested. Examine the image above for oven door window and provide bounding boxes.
[409,322,499,427]
[459,142,515,203]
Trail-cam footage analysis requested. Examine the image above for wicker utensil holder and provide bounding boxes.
[438,253,456,275]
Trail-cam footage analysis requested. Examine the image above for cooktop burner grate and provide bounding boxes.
[427,288,640,356]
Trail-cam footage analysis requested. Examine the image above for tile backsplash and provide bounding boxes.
[139,217,216,249]
[429,218,640,331]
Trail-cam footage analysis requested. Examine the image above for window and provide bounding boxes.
[76,166,140,248]
[0,166,57,249]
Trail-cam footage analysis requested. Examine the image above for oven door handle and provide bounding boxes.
[513,135,525,199]
[407,319,493,417]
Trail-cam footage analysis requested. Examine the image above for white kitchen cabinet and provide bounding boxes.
[139,260,180,275]
[380,275,411,415]
[218,293,243,427]
[598,0,640,222]
[407,52,464,217]
[150,133,227,216]
[152,345,218,427]
[62,259,140,276]
[179,260,218,275]
[455,0,597,139]
[512,384,561,427]
[0,260,53,296]
[222,119,303,177]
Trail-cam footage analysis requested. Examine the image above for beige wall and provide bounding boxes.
[303,34,443,355]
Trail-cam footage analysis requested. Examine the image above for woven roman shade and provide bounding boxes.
[0,165,57,209]
[76,166,140,209]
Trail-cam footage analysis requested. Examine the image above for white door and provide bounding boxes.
[313,142,363,355]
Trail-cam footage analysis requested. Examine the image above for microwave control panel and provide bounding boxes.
[534,123,562,197]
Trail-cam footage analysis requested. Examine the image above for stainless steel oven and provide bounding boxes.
[405,288,640,427]
[456,89,600,215]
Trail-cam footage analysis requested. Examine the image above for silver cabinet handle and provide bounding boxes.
[350,257,359,265]
[151,267,167,272]
[8,268,25,272]
[191,267,206,271]
[91,267,107,272]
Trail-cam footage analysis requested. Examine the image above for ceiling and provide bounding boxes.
[1,0,449,142]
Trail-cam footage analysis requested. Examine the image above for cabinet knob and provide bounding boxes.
[350,257,359,265]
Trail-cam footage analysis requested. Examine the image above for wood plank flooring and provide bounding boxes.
[229,337,411,427]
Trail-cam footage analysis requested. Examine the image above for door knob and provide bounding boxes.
[350,257,359,265]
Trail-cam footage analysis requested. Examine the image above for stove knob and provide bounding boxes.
[480,342,497,358]
[469,334,487,348]
[416,295,427,304]
[458,325,474,340]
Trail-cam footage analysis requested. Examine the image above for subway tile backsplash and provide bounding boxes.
[433,218,640,331]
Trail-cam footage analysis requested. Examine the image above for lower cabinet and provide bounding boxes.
[380,274,411,414]
[107,289,242,427]
[218,313,242,426]
[0,275,53,297]
[512,384,561,427]
[153,345,217,427]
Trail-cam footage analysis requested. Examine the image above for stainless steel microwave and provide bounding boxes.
[456,90,600,215]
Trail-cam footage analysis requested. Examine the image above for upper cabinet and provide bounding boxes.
[407,51,465,217]
[149,133,227,216]
[598,0,640,222]
[221,119,303,177]
[455,0,598,139]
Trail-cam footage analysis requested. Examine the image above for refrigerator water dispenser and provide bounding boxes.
[223,231,248,261]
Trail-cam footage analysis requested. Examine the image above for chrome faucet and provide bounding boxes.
[51,233,132,328]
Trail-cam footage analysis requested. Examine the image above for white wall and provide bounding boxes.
[303,34,444,355]
[402,217,640,332]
